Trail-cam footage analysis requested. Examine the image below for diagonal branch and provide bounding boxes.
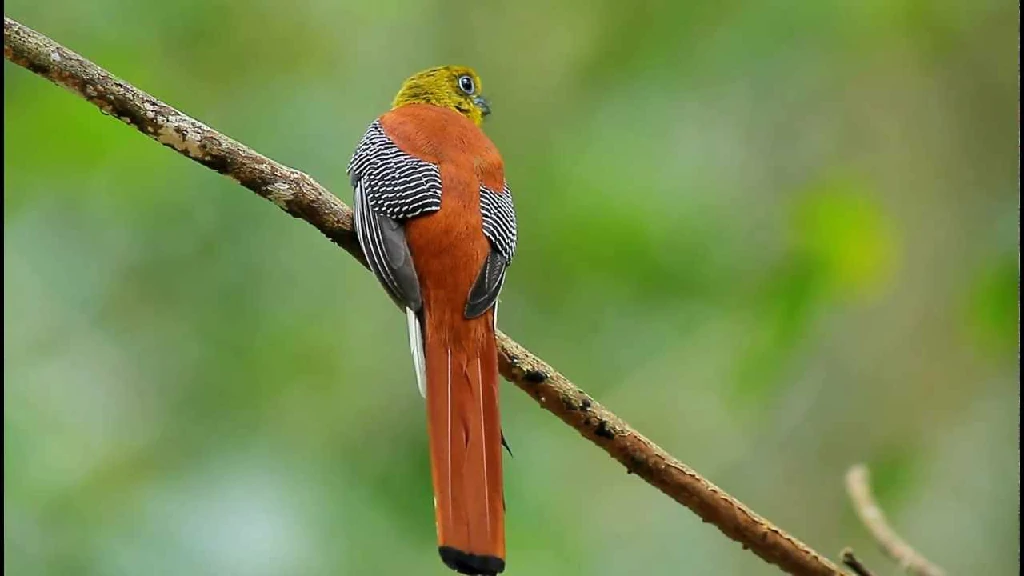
[4,15,847,576]
[845,465,946,576]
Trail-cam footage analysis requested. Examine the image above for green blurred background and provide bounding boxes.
[3,1,1018,574]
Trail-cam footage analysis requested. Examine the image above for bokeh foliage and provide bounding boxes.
[4,1,1018,574]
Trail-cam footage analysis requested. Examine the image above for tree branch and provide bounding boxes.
[839,548,877,576]
[5,15,847,576]
[845,465,945,576]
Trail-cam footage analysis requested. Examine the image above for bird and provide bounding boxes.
[347,66,517,575]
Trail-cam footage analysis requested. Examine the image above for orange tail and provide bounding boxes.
[423,309,505,575]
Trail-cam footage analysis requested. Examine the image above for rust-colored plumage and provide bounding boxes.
[348,67,516,575]
[383,104,506,572]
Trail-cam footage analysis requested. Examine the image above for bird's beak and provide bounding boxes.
[474,95,491,117]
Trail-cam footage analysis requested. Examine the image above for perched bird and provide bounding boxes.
[347,67,517,575]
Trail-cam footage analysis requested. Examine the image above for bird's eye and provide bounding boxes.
[458,75,475,95]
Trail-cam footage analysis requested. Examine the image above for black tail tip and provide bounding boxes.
[438,546,505,575]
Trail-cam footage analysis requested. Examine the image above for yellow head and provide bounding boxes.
[392,66,491,126]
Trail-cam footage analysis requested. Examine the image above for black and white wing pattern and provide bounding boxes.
[465,182,518,318]
[481,182,517,262]
[349,119,443,397]
[347,119,442,312]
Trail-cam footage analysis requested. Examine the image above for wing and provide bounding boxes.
[465,182,518,318]
[347,119,442,312]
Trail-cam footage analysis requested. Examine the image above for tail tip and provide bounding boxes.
[438,546,505,575]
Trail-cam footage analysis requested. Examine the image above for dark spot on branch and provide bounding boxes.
[626,452,645,475]
[25,60,50,76]
[202,153,231,175]
[580,396,592,411]
[594,419,615,439]
[523,369,547,384]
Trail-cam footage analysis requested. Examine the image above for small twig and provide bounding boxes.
[845,465,946,576]
[5,15,849,575]
[840,548,876,576]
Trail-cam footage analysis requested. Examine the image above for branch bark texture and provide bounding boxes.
[845,465,946,576]
[5,15,846,576]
